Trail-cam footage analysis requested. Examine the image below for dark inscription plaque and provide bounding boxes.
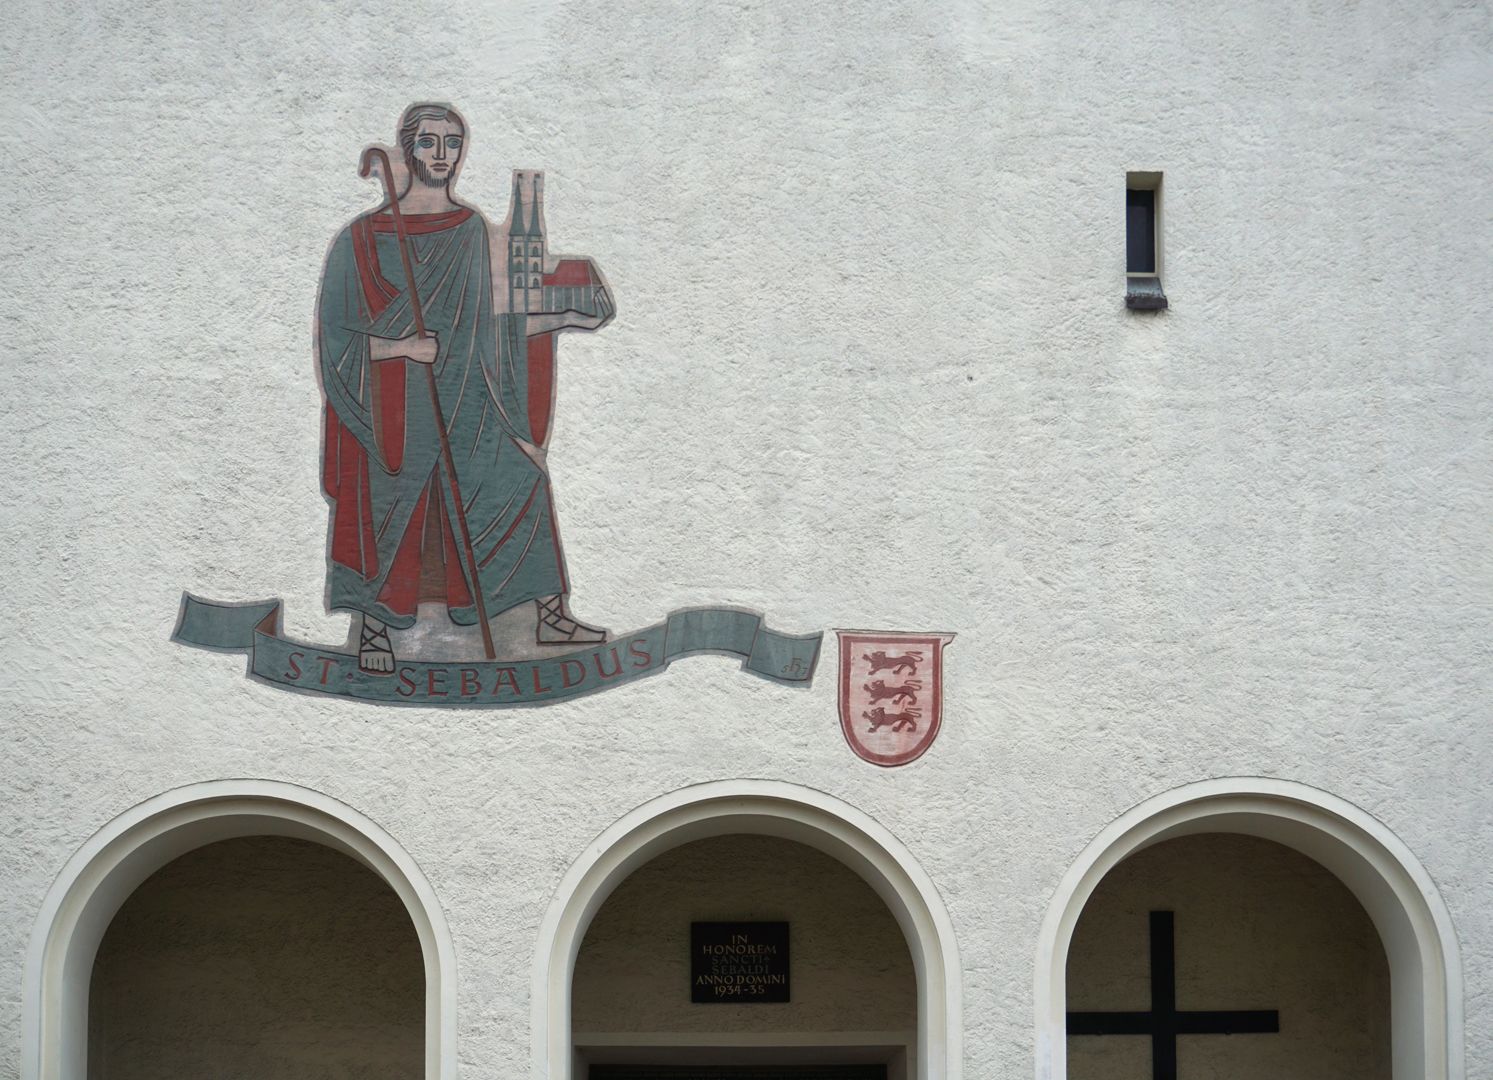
[690,922,789,1003]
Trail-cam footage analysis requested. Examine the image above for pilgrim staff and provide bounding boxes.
[359,146,497,661]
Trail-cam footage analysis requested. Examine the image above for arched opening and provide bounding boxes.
[1035,778,1462,1080]
[23,780,456,1080]
[533,781,961,1080]
[1065,833,1389,1078]
[89,835,423,1077]
[572,834,916,1077]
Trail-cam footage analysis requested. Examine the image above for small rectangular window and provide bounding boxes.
[1125,171,1167,310]
[1126,189,1156,273]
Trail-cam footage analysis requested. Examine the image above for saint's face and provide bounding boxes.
[410,119,465,188]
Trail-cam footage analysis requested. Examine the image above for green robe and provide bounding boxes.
[318,207,566,629]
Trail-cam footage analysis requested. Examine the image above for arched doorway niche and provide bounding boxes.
[22,779,456,1080]
[1034,777,1463,1080]
[532,780,962,1080]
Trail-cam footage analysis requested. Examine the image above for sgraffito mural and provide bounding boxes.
[174,103,948,757]
[174,103,819,705]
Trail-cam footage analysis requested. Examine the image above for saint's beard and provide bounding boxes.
[410,157,452,189]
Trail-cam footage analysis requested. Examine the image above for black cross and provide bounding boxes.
[1067,911,1279,1080]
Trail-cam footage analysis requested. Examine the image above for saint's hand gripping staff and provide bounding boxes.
[359,147,497,660]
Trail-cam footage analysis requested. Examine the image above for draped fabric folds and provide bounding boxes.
[318,208,566,629]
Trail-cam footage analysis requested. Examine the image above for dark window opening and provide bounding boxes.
[1126,188,1157,274]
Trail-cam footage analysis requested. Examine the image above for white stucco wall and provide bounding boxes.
[2,1,1489,1078]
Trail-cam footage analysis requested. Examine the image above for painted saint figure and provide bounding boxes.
[317,103,614,673]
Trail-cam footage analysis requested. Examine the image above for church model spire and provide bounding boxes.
[508,172,548,313]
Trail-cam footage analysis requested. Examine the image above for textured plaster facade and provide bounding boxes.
[2,1,1490,1078]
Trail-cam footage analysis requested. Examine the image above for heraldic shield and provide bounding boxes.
[836,630,955,767]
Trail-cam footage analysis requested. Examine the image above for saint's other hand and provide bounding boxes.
[402,333,438,365]
[370,332,439,365]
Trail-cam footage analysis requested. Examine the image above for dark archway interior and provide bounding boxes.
[1066,833,1390,1080]
[87,834,424,1080]
[573,833,916,1079]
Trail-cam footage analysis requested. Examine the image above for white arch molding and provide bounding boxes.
[1034,777,1463,1080]
[22,779,457,1080]
[532,780,962,1080]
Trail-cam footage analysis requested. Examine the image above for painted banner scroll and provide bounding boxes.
[174,596,820,707]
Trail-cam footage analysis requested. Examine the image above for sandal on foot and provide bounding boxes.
[535,596,607,645]
[359,620,396,675]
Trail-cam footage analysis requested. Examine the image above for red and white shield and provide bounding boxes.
[836,630,955,767]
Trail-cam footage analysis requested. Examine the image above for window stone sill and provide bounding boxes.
[1126,276,1168,310]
